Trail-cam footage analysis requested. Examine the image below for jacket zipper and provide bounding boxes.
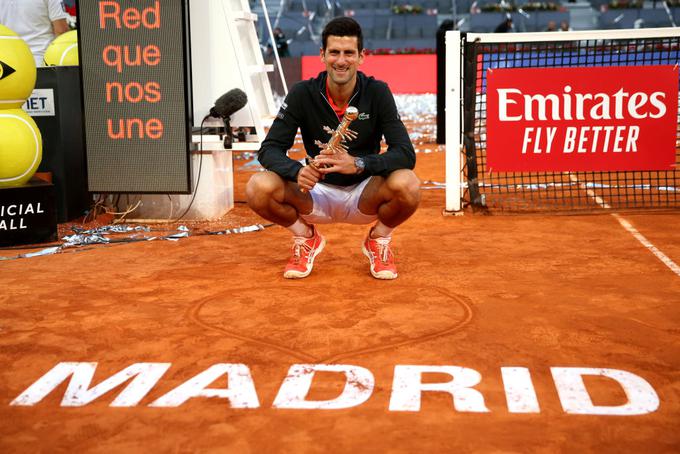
[320,86,359,123]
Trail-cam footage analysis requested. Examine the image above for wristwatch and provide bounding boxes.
[354,157,365,174]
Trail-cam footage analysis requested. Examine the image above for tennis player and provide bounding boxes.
[247,17,420,279]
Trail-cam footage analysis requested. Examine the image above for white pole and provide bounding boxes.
[260,0,288,95]
[445,30,462,213]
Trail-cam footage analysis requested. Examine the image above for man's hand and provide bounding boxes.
[314,151,358,175]
[318,146,336,157]
[297,164,323,192]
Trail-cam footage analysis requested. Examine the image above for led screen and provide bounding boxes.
[78,0,192,193]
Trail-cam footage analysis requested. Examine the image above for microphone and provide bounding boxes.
[208,89,248,149]
[209,88,248,119]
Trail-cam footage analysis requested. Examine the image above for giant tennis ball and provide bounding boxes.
[44,30,79,66]
[0,109,43,187]
[0,24,36,109]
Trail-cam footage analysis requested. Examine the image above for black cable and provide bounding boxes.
[172,116,208,222]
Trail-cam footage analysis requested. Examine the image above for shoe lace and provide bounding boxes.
[375,237,392,263]
[291,237,313,264]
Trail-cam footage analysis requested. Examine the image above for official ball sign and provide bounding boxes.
[0,179,57,247]
[78,0,192,193]
[486,65,678,172]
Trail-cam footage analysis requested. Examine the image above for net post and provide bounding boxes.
[445,30,463,214]
[462,36,481,208]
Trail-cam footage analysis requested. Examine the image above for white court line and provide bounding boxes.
[568,174,680,277]
[611,213,680,276]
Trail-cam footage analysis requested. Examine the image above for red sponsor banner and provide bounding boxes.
[301,54,436,94]
[486,65,678,172]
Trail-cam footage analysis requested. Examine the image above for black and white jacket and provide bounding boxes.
[257,71,416,187]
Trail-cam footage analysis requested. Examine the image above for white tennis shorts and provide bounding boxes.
[300,178,378,225]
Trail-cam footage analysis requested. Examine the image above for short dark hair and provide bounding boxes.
[322,17,363,53]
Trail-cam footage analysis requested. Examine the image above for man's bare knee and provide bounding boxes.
[387,170,421,206]
[246,172,284,208]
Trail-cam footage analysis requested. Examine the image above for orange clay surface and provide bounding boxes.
[1,144,679,453]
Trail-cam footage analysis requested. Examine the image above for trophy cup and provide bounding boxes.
[307,106,359,168]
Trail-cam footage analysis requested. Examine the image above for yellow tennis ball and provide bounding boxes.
[0,109,43,187]
[0,24,37,109]
[44,30,79,66]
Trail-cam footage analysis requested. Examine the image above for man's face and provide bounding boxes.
[321,35,364,87]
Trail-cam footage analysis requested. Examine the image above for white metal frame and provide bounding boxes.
[189,0,277,151]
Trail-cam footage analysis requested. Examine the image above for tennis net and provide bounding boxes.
[457,29,680,213]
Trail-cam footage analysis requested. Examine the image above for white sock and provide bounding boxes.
[371,222,394,239]
[288,219,313,238]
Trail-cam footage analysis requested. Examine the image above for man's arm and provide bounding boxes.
[257,86,305,182]
[52,19,68,36]
[47,0,70,36]
[361,83,416,176]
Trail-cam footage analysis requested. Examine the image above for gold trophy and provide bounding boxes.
[307,106,359,168]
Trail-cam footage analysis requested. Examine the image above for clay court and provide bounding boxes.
[1,116,679,451]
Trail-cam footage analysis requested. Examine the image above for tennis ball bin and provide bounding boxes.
[0,24,42,188]
[30,66,90,223]
[0,24,57,246]
[44,30,79,67]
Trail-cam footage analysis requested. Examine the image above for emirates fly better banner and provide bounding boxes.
[486,65,678,172]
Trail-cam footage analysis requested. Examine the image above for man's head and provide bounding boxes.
[320,17,365,88]
[322,17,363,53]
